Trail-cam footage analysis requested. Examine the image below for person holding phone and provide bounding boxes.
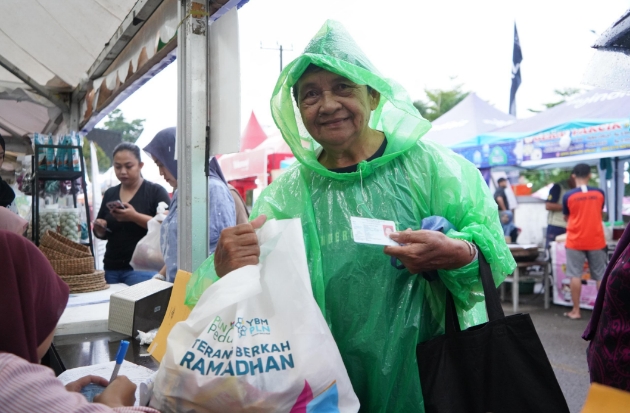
[93,143,170,285]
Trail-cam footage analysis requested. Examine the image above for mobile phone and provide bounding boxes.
[93,221,112,233]
[106,200,126,211]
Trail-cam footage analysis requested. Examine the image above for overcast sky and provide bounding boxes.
[104,0,630,152]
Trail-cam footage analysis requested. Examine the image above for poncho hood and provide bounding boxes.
[271,20,431,180]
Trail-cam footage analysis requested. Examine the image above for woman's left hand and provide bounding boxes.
[384,230,473,273]
[110,202,138,222]
[64,375,109,392]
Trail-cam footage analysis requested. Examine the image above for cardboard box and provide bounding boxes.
[108,279,173,338]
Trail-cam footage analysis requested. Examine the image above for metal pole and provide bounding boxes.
[261,43,292,73]
[0,53,69,113]
[177,0,209,272]
[0,120,22,139]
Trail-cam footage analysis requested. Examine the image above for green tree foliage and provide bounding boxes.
[413,84,469,121]
[82,140,111,173]
[521,166,598,193]
[103,108,145,143]
[527,88,582,113]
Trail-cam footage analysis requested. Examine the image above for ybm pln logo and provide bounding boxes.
[234,317,271,338]
[207,316,271,341]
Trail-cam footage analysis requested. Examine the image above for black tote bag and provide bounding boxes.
[417,253,569,413]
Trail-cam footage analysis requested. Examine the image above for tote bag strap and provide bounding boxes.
[445,250,506,334]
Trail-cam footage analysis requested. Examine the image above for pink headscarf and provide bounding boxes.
[0,206,28,234]
[0,230,69,363]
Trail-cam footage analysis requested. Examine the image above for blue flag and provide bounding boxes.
[509,23,522,116]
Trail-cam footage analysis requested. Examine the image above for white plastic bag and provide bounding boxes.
[150,218,360,413]
[130,202,168,272]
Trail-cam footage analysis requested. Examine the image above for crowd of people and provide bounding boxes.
[0,19,629,413]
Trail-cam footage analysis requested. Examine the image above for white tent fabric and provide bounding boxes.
[0,0,139,135]
[90,0,178,102]
[0,0,135,87]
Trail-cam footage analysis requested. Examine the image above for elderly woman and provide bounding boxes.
[191,21,515,412]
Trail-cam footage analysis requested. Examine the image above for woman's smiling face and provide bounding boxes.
[296,68,379,151]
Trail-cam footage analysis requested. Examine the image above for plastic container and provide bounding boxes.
[59,207,81,242]
[613,220,625,241]
[603,221,613,242]
[39,205,60,238]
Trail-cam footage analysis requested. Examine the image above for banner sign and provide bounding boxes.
[453,141,522,169]
[522,120,630,162]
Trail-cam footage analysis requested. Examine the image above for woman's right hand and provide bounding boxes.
[93,219,108,238]
[93,376,136,408]
[215,215,266,278]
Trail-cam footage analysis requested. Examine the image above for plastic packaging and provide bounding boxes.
[59,207,81,242]
[46,135,55,171]
[39,205,60,238]
[71,132,82,171]
[79,206,89,244]
[57,135,68,171]
[186,20,516,411]
[613,220,625,241]
[34,133,47,171]
[130,202,169,272]
[152,219,359,413]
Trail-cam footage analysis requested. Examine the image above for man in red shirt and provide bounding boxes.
[562,163,607,320]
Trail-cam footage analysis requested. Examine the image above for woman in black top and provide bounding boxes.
[0,137,16,210]
[93,143,170,285]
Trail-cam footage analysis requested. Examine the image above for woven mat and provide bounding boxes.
[69,282,109,294]
[60,270,107,293]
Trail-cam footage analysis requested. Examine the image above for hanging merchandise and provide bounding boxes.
[151,219,359,413]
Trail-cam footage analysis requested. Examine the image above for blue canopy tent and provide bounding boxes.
[452,89,630,167]
[451,88,630,221]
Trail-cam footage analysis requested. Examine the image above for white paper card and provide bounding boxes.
[57,360,156,406]
[350,217,399,246]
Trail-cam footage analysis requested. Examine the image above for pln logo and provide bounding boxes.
[234,317,271,338]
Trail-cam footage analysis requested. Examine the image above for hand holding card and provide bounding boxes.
[350,217,399,247]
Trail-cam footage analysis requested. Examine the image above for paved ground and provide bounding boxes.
[502,290,592,413]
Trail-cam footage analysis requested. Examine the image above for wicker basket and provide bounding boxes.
[49,256,94,276]
[60,270,107,294]
[40,230,91,258]
[40,246,71,260]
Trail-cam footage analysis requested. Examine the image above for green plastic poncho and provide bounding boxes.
[187,20,516,413]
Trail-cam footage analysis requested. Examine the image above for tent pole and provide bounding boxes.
[615,157,624,223]
[0,120,23,139]
[0,53,69,114]
[177,0,209,272]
